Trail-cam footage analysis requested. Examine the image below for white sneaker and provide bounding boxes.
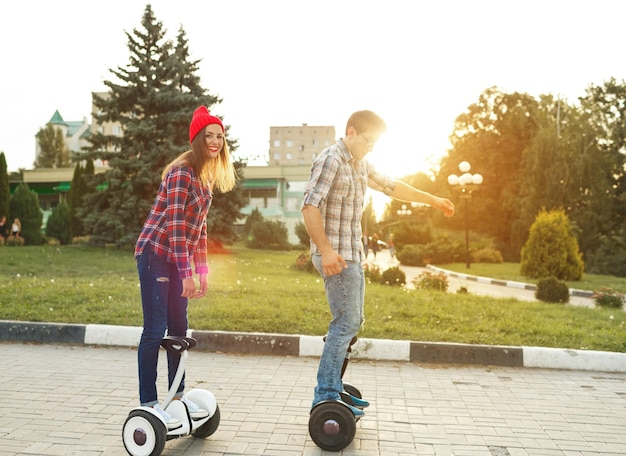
[153,404,181,430]
[180,396,209,419]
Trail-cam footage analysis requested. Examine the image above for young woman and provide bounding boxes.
[134,106,236,428]
[11,218,21,237]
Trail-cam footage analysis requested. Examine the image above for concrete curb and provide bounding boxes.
[1,320,625,373]
[426,265,595,298]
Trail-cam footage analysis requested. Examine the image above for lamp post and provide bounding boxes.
[396,202,414,217]
[448,161,483,269]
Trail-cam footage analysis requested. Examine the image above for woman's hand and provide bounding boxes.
[182,277,196,298]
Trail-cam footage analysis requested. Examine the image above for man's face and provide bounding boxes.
[351,129,379,160]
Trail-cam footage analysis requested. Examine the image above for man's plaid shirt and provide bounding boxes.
[301,139,395,262]
[135,165,212,279]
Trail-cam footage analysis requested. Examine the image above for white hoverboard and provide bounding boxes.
[122,336,220,456]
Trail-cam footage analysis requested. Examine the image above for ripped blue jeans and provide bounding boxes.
[136,248,188,406]
[311,254,365,406]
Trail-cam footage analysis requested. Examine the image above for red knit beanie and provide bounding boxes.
[189,106,224,143]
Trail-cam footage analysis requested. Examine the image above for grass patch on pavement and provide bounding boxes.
[1,245,625,352]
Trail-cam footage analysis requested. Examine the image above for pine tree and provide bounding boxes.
[81,5,246,246]
[0,152,10,219]
[46,200,72,245]
[9,183,42,245]
[68,161,90,238]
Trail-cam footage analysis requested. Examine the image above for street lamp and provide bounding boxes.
[397,203,412,216]
[448,161,483,269]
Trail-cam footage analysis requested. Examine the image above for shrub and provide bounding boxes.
[294,251,315,273]
[535,277,570,304]
[72,235,92,245]
[363,262,382,283]
[391,221,432,252]
[591,287,625,309]
[396,244,427,266]
[520,209,583,281]
[45,237,61,246]
[380,266,406,286]
[412,271,449,292]
[247,220,290,250]
[5,235,24,246]
[471,247,503,263]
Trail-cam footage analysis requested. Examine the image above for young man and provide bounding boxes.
[301,110,455,415]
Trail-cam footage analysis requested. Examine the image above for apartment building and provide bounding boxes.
[269,124,335,166]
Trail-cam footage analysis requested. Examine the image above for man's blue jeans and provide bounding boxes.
[311,255,365,406]
[136,248,188,406]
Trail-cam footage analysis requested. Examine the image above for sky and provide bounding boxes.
[1,0,625,181]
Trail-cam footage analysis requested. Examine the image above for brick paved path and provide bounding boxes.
[1,342,625,456]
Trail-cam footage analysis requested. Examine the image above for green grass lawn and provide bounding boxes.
[1,244,625,352]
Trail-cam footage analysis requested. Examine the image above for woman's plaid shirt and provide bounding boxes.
[302,139,395,262]
[135,165,212,280]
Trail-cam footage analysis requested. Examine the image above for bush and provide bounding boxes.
[380,266,406,286]
[391,221,432,252]
[363,263,382,283]
[535,277,570,304]
[521,209,583,281]
[471,247,503,263]
[396,244,427,266]
[294,251,315,273]
[72,235,92,245]
[411,271,449,292]
[5,235,24,246]
[591,287,625,309]
[247,220,290,250]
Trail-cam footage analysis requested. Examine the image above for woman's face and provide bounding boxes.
[204,124,224,159]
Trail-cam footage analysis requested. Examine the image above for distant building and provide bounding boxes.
[239,165,312,244]
[269,124,335,166]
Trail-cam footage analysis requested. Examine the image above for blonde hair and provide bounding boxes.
[162,130,237,193]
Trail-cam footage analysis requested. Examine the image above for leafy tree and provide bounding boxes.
[9,183,42,245]
[520,209,583,281]
[437,87,541,259]
[247,220,289,250]
[0,152,10,219]
[575,78,626,257]
[46,201,71,245]
[81,5,245,246]
[35,124,70,168]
